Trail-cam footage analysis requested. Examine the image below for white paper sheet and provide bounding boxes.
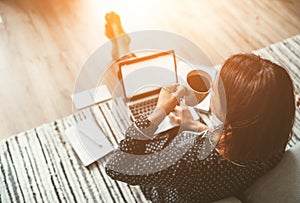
[64,118,115,166]
[72,85,112,110]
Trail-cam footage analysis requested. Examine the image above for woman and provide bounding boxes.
[104,12,296,202]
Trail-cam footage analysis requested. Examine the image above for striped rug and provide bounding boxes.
[1,35,300,203]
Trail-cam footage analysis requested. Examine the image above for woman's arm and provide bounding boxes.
[105,119,205,188]
[109,84,186,155]
[105,84,204,187]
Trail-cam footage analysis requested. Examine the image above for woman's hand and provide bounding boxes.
[148,84,185,126]
[169,105,208,132]
[156,84,186,115]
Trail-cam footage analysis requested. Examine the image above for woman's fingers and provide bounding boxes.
[174,85,186,99]
[166,83,180,92]
[169,106,183,124]
[169,112,181,123]
[165,84,185,103]
[156,84,185,115]
[182,106,192,116]
[174,106,183,117]
[174,106,182,113]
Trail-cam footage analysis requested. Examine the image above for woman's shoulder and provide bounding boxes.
[181,131,283,171]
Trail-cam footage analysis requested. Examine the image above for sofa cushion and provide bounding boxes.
[243,143,300,203]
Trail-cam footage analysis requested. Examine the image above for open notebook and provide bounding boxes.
[64,118,115,166]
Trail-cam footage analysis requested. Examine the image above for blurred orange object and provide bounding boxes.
[296,94,300,107]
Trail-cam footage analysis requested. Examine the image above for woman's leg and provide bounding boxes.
[105,12,132,60]
[102,12,135,96]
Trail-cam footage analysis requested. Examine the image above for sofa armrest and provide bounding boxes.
[243,143,300,203]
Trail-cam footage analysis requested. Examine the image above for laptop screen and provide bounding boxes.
[120,51,177,100]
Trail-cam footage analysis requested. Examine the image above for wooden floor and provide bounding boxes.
[0,0,299,140]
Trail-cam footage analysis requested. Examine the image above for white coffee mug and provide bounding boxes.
[184,69,212,106]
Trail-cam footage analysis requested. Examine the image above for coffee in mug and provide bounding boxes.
[184,70,212,106]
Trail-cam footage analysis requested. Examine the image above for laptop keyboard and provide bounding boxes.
[129,97,158,120]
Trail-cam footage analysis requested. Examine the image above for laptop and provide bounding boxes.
[119,50,199,134]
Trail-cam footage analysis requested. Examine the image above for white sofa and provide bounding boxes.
[215,143,300,203]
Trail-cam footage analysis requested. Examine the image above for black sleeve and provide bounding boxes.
[117,115,172,155]
[105,116,210,188]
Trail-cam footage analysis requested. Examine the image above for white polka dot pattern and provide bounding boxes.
[105,117,283,202]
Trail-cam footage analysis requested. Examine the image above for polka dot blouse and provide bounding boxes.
[105,116,282,203]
